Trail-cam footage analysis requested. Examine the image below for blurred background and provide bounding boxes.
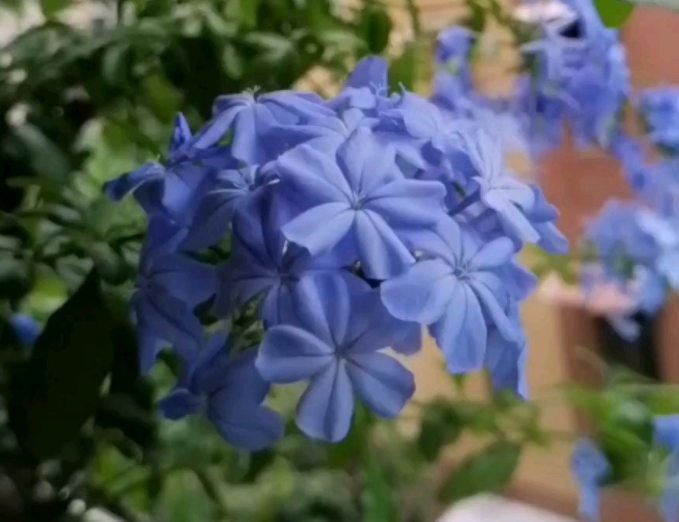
[2,1,679,521]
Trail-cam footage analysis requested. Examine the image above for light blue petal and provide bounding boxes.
[257,325,334,384]
[354,210,414,279]
[392,322,423,356]
[345,56,388,89]
[485,327,528,399]
[346,352,414,418]
[365,179,446,227]
[655,416,679,451]
[283,203,354,256]
[336,127,396,193]
[278,143,352,203]
[432,285,487,374]
[468,237,515,270]
[292,272,355,346]
[380,260,455,324]
[468,280,515,342]
[296,361,354,442]
[572,439,610,522]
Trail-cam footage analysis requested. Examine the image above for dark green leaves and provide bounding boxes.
[418,401,463,462]
[357,1,392,55]
[10,270,117,461]
[439,442,522,501]
[593,0,635,28]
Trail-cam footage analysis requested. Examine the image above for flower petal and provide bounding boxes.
[366,179,446,227]
[283,203,354,256]
[292,272,358,345]
[336,127,397,193]
[346,352,414,418]
[431,284,487,373]
[184,188,246,250]
[150,254,215,305]
[257,325,334,384]
[354,210,414,279]
[380,260,454,324]
[296,361,354,442]
[468,280,516,342]
[138,288,202,352]
[278,143,352,203]
[159,388,205,420]
[104,162,164,201]
[468,237,515,270]
[208,402,284,451]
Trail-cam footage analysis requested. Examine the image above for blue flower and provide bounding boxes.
[104,114,215,220]
[381,217,519,374]
[134,217,216,372]
[572,438,610,522]
[436,27,474,67]
[9,314,40,349]
[183,164,276,250]
[453,125,539,243]
[160,333,284,450]
[215,188,353,326]
[191,91,335,164]
[277,126,447,279]
[257,273,415,442]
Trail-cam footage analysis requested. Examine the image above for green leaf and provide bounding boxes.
[362,452,399,522]
[358,1,392,55]
[593,0,635,27]
[389,43,418,92]
[40,0,72,19]
[102,43,130,85]
[418,401,463,462]
[141,74,183,124]
[10,269,117,461]
[439,442,522,501]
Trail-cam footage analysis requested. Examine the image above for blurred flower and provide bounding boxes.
[572,439,610,522]
[9,314,40,349]
[639,88,679,153]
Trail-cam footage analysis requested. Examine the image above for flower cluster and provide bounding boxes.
[106,56,565,448]
[573,416,679,522]
[433,0,630,155]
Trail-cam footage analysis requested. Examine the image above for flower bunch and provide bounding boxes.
[433,0,630,155]
[106,57,565,448]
